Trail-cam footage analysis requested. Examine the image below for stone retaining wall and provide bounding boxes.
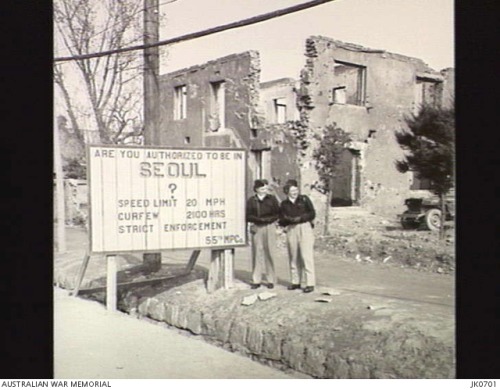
[120,279,454,379]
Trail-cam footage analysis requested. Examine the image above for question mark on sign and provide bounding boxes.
[168,183,177,194]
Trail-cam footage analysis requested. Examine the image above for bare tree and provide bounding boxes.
[54,0,145,145]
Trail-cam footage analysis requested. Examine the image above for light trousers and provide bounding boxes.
[286,222,315,287]
[251,224,277,284]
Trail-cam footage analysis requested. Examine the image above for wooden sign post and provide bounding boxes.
[207,248,235,293]
[71,251,91,297]
[223,248,235,289]
[106,255,118,311]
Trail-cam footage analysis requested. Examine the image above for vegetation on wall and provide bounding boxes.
[287,120,310,158]
[312,124,352,194]
[312,124,352,235]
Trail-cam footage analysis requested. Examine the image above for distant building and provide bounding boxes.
[259,78,300,124]
[154,36,454,215]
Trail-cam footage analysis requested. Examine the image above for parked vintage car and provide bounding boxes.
[399,192,455,231]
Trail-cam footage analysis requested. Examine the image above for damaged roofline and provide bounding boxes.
[160,51,260,80]
[416,72,445,82]
[260,77,297,89]
[308,35,443,73]
[160,35,452,83]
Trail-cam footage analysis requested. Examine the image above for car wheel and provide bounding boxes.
[424,209,442,231]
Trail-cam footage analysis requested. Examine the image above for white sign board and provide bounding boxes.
[88,146,247,254]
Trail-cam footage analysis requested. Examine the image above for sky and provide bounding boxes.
[159,0,454,82]
[54,0,454,126]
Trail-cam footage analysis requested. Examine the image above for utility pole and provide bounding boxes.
[54,111,67,253]
[142,0,161,271]
[144,0,160,145]
[54,37,66,253]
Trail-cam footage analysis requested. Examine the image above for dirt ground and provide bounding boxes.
[310,210,455,275]
[65,204,455,275]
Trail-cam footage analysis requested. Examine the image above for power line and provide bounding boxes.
[54,0,335,62]
[54,0,178,58]
[87,0,178,39]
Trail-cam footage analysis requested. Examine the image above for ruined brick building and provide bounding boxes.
[157,51,300,198]
[297,36,454,216]
[155,36,454,216]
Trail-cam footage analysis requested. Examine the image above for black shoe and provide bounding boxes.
[303,286,315,293]
[267,283,274,289]
[287,284,300,290]
[250,283,261,289]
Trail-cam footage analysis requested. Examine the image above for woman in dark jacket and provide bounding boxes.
[246,179,280,289]
[279,179,316,293]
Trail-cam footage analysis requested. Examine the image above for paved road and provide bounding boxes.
[61,227,454,310]
[163,246,454,308]
[54,287,303,379]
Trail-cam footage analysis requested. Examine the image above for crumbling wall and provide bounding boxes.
[298,36,454,217]
[440,68,455,109]
[158,51,264,196]
[159,51,261,147]
[295,37,329,218]
[53,179,88,226]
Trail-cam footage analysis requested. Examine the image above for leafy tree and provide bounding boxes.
[395,104,455,239]
[312,124,352,235]
[53,0,147,145]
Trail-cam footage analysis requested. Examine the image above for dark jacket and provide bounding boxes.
[279,195,316,227]
[246,194,280,226]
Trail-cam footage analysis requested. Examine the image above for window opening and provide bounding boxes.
[253,150,262,179]
[331,86,346,104]
[332,61,366,106]
[414,78,442,113]
[273,98,287,124]
[251,149,271,180]
[174,85,187,120]
[210,81,225,130]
